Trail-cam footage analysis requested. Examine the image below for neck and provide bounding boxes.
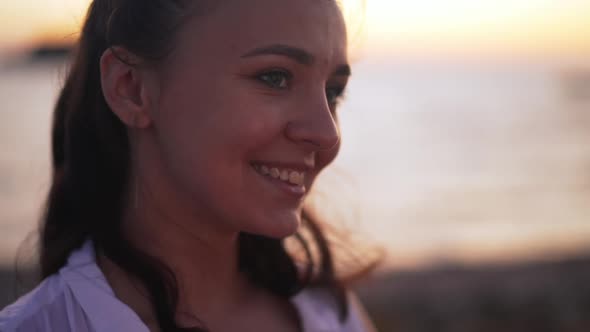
[99,175,255,328]
[126,208,252,319]
[99,134,261,327]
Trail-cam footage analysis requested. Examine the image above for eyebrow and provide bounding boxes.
[241,43,351,76]
[241,44,314,65]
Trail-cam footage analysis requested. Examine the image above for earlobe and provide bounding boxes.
[99,47,153,129]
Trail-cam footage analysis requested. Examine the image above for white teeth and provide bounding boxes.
[289,171,301,185]
[254,163,305,186]
[270,168,280,179]
[280,169,289,181]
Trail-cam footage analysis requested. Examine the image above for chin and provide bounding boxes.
[246,211,302,239]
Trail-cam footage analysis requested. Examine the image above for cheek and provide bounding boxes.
[213,93,288,156]
[151,76,287,195]
[232,124,283,158]
[155,76,281,157]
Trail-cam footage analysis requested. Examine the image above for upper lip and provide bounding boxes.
[251,160,314,172]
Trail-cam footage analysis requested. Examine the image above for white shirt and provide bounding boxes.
[0,240,370,332]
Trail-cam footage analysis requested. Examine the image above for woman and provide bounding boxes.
[0,0,377,331]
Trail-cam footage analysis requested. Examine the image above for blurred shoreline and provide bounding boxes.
[357,251,590,331]
[0,43,73,70]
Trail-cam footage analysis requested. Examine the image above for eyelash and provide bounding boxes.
[256,69,292,90]
[255,69,347,107]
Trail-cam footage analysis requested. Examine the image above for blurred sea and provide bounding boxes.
[1,53,590,268]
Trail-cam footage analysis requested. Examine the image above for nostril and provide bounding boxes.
[302,139,321,148]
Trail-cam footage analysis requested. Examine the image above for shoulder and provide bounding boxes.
[1,241,150,332]
[344,291,378,332]
[293,287,377,332]
[0,273,92,332]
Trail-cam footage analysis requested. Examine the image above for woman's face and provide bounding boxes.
[147,0,349,238]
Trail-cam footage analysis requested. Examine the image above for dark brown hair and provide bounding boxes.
[40,1,371,331]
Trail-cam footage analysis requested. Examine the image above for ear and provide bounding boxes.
[100,47,154,128]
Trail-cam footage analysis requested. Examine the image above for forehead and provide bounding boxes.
[174,0,348,65]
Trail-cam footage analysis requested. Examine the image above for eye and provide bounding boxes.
[256,69,292,89]
[326,85,346,107]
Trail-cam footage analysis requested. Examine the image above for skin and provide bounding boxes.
[98,0,361,331]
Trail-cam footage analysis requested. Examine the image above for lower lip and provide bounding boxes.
[251,166,307,198]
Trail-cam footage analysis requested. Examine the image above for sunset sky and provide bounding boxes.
[0,0,589,61]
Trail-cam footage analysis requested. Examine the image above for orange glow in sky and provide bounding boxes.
[1,0,589,60]
[0,0,89,48]
[357,0,590,59]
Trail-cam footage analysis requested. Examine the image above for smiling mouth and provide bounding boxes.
[250,162,308,197]
[250,162,305,186]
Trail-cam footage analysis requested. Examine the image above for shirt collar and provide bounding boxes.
[59,240,150,332]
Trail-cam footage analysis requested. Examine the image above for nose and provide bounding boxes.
[284,96,341,151]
